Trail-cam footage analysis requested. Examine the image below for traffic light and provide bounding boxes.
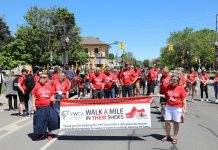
[120,42,124,50]
[168,43,173,52]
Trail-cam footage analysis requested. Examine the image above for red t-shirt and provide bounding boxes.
[32,83,55,106]
[52,73,59,82]
[89,73,106,90]
[134,69,142,82]
[180,73,186,86]
[34,75,40,83]
[160,74,171,94]
[120,69,136,85]
[147,68,157,82]
[104,73,115,90]
[188,72,198,84]
[18,75,27,92]
[214,75,218,84]
[166,85,187,107]
[199,74,209,84]
[53,80,70,95]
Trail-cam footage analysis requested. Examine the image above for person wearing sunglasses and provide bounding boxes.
[158,72,187,144]
[31,74,58,140]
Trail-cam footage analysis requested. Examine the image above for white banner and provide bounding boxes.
[60,100,151,131]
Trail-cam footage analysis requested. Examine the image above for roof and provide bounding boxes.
[81,37,109,45]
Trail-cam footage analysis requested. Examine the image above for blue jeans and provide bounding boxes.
[214,84,218,99]
[122,85,133,97]
[92,89,104,99]
[104,87,115,98]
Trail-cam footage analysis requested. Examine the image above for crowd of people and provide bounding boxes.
[0,63,218,143]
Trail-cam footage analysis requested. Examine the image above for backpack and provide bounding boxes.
[13,77,19,91]
[24,75,35,92]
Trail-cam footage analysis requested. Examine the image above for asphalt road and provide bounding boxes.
[0,83,218,150]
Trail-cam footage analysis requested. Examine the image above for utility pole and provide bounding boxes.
[215,14,218,70]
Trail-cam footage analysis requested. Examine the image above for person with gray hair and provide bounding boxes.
[89,67,106,99]
[159,71,187,144]
[5,71,18,110]
[104,66,116,98]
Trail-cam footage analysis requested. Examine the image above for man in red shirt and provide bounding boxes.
[104,66,116,98]
[146,66,157,95]
[133,66,142,96]
[89,67,106,99]
[120,62,137,97]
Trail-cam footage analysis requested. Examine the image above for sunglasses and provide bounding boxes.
[40,76,47,79]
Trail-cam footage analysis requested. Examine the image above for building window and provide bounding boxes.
[84,48,88,53]
[94,48,98,54]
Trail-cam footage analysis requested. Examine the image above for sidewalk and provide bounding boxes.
[0,94,9,112]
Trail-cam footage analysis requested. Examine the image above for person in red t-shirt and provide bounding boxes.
[133,66,142,96]
[159,67,171,118]
[214,71,218,103]
[32,74,58,140]
[17,69,30,116]
[89,67,106,99]
[120,62,137,97]
[146,66,157,95]
[159,72,187,144]
[104,66,116,98]
[187,67,198,102]
[199,69,209,101]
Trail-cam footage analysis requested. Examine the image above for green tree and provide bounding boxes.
[160,27,215,70]
[5,6,88,67]
[108,53,115,59]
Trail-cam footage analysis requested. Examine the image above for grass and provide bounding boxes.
[1,83,6,94]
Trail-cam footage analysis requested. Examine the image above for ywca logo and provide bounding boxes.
[125,107,147,119]
[61,111,69,120]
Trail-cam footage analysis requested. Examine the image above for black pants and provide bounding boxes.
[200,83,208,99]
[147,82,155,95]
[18,90,29,112]
[7,95,17,109]
[0,83,2,95]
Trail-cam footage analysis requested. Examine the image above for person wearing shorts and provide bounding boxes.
[160,71,187,144]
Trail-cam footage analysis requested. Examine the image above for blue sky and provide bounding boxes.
[1,0,218,61]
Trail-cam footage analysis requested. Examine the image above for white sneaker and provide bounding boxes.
[201,99,204,101]
[206,99,209,102]
[215,99,218,103]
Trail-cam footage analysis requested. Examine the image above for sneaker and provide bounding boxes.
[215,99,218,103]
[206,99,209,102]
[201,99,204,101]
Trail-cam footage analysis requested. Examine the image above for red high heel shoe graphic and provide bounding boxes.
[125,107,137,118]
[136,109,147,118]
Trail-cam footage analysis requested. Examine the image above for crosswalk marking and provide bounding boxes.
[0,117,32,139]
[40,131,65,150]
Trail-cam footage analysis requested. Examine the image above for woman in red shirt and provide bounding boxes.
[187,67,198,103]
[32,74,58,140]
[199,69,209,101]
[160,72,187,144]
